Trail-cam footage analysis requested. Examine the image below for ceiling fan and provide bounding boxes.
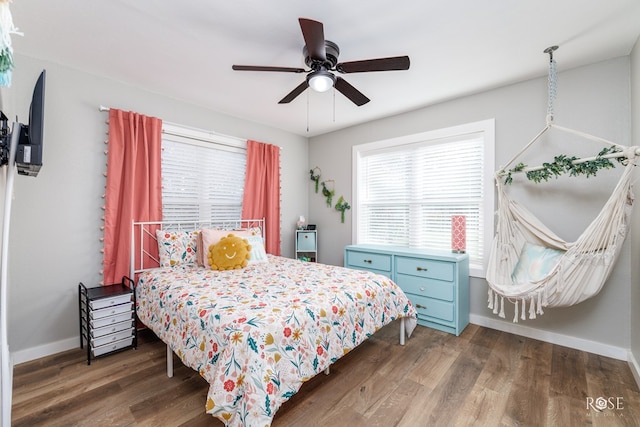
[232,18,410,106]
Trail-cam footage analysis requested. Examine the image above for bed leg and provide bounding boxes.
[166,344,174,378]
[399,318,406,346]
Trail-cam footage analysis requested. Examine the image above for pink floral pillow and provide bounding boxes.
[156,230,199,267]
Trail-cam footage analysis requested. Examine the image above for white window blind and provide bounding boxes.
[161,125,246,222]
[354,120,494,276]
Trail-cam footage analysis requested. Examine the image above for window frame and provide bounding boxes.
[351,119,495,278]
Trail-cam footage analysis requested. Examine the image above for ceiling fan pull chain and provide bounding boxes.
[333,88,336,123]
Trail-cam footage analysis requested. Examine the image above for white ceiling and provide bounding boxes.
[10,0,640,137]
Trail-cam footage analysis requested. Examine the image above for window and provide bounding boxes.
[352,119,495,277]
[160,123,246,222]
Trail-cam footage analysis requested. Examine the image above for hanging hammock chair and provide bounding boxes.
[485,46,640,322]
[487,139,638,322]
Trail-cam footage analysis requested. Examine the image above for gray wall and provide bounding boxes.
[4,54,309,360]
[309,57,634,353]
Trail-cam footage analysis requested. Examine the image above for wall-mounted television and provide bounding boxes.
[15,69,46,177]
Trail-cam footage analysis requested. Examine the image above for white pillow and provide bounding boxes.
[511,242,564,284]
[245,234,268,264]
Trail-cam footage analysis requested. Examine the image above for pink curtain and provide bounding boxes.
[242,140,281,255]
[103,109,163,284]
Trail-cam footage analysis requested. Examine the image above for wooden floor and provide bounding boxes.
[11,322,640,426]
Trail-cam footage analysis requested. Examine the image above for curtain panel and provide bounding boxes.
[242,140,281,255]
[103,109,163,284]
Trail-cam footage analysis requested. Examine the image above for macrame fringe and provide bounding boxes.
[488,289,548,323]
[529,295,536,319]
[537,291,544,315]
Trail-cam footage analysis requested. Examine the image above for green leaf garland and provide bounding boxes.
[502,146,624,184]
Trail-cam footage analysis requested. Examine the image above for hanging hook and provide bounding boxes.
[544,45,559,62]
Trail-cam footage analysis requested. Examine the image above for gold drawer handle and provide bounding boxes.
[415,304,427,309]
[364,259,372,264]
[416,267,428,271]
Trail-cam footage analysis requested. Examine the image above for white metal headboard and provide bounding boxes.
[130,218,265,278]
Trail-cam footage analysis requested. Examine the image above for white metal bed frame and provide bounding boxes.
[130,218,266,277]
[130,218,409,378]
[130,218,266,377]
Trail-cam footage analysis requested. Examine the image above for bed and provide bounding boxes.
[131,219,417,426]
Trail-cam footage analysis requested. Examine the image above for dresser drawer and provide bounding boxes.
[91,302,133,320]
[409,294,454,323]
[90,293,132,310]
[92,337,134,357]
[92,320,134,338]
[91,328,134,348]
[90,311,134,329]
[396,257,454,282]
[396,273,454,302]
[346,251,392,273]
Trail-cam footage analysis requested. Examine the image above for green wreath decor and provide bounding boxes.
[321,181,335,207]
[309,167,321,193]
[335,196,351,223]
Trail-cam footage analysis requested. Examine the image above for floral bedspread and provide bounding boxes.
[136,255,416,426]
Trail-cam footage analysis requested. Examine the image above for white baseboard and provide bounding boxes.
[11,337,78,366]
[469,314,628,361]
[628,350,640,388]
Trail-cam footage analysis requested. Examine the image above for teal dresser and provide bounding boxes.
[344,244,469,336]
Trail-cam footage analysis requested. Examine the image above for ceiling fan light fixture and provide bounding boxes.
[307,69,335,92]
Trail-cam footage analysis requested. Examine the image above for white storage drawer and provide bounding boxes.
[93,337,134,357]
[91,301,133,319]
[92,320,134,338]
[90,293,132,310]
[91,328,134,347]
[91,311,134,329]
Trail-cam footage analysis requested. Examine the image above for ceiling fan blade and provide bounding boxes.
[299,18,326,61]
[232,65,306,73]
[336,56,410,73]
[278,80,309,104]
[334,77,370,106]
